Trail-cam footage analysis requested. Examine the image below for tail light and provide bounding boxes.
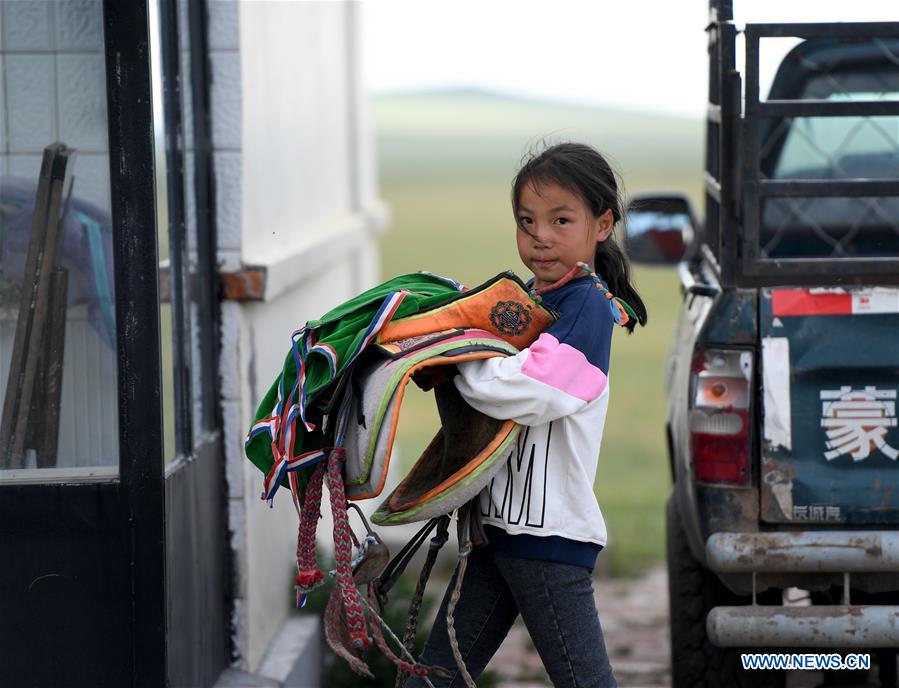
[689,348,753,485]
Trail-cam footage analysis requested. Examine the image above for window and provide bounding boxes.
[0,0,117,478]
[761,60,899,259]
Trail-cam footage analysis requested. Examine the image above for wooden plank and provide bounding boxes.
[0,147,56,468]
[27,267,69,468]
[0,144,71,468]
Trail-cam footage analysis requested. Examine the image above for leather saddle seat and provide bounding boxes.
[339,272,556,525]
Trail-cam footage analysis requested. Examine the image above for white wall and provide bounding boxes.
[212,0,386,672]
[240,3,352,265]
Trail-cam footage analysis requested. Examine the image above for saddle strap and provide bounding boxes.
[377,515,445,600]
[362,584,432,684]
[394,516,451,688]
[468,500,489,549]
[447,502,477,688]
[456,500,478,553]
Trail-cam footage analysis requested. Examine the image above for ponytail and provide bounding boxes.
[595,230,647,334]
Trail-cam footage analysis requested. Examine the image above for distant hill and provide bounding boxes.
[373,86,689,114]
[372,89,704,203]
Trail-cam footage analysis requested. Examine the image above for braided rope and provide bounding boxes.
[294,462,326,605]
[446,555,477,688]
[324,583,373,678]
[365,584,432,683]
[325,448,371,650]
[394,527,446,688]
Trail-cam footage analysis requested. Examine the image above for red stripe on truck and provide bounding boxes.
[771,290,852,317]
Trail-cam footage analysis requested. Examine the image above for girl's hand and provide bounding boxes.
[411,365,457,391]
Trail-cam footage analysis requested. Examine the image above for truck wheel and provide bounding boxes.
[666,496,784,688]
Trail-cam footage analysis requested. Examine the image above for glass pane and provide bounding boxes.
[761,195,899,259]
[0,0,118,478]
[178,0,215,441]
[758,44,899,261]
[149,0,178,464]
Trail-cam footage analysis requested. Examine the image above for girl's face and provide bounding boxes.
[515,181,614,290]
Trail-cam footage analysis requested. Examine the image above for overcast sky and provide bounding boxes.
[361,0,897,117]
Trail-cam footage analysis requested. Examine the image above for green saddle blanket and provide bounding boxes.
[245,270,555,507]
[245,272,466,502]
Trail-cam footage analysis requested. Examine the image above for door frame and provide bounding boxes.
[0,1,228,686]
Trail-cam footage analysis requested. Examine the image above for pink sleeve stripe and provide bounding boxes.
[521,333,608,402]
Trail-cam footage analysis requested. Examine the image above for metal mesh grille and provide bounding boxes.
[758,38,899,259]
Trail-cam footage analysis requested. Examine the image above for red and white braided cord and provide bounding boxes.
[325,448,371,650]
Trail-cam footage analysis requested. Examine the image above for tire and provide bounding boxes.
[666,495,784,688]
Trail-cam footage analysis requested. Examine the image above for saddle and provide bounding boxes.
[342,328,522,526]
[245,271,555,683]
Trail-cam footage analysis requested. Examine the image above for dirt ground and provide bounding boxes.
[487,565,671,688]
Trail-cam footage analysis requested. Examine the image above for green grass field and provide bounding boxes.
[373,91,701,575]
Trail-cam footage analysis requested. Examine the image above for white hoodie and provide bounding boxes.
[453,274,614,567]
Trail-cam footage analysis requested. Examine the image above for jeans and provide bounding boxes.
[405,548,618,688]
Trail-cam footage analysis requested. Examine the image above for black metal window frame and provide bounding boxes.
[103,0,166,684]
[154,1,230,684]
[154,0,221,468]
[103,0,224,684]
[703,6,899,287]
[740,21,899,284]
[0,2,223,685]
[185,0,221,440]
[157,0,194,459]
[702,0,740,287]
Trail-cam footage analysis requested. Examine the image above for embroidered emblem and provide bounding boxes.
[489,300,532,336]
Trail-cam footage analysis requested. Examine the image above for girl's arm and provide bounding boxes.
[454,286,614,425]
[453,330,609,425]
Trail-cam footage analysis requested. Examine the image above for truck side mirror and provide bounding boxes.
[624,194,698,265]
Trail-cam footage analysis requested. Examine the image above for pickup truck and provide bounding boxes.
[625,3,899,686]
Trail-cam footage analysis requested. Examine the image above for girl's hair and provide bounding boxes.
[511,142,648,333]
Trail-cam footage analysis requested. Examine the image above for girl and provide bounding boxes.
[406,142,647,688]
